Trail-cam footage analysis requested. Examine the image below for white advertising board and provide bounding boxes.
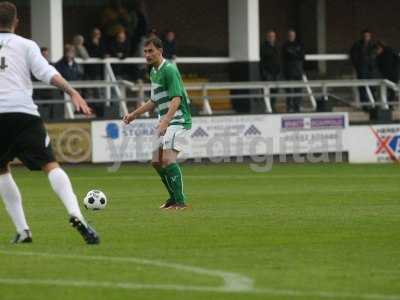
[345,124,400,163]
[92,113,348,163]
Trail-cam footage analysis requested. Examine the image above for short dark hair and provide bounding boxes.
[64,44,75,53]
[144,37,163,49]
[266,29,276,34]
[0,2,16,28]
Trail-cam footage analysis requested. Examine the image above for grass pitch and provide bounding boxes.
[0,163,399,300]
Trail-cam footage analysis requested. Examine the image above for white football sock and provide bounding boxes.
[0,173,29,233]
[48,168,85,222]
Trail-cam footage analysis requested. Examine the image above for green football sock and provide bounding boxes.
[165,163,186,204]
[154,166,174,200]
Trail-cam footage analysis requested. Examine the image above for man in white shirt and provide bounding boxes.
[0,2,99,244]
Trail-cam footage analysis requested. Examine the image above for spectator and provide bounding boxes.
[163,30,177,60]
[109,30,131,59]
[40,46,51,62]
[101,1,133,47]
[72,34,89,59]
[85,27,107,80]
[282,29,305,113]
[260,29,280,112]
[72,35,90,97]
[55,44,83,81]
[85,28,108,117]
[131,0,149,56]
[148,28,158,39]
[375,41,399,107]
[86,27,108,58]
[350,29,376,107]
[54,45,84,117]
[109,30,131,79]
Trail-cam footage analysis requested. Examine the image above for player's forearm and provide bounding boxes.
[162,97,181,123]
[50,74,78,96]
[131,100,155,117]
[50,74,79,97]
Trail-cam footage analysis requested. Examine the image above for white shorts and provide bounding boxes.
[153,125,190,152]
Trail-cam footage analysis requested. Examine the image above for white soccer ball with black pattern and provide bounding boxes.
[83,190,107,210]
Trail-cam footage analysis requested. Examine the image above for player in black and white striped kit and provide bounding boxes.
[0,2,99,244]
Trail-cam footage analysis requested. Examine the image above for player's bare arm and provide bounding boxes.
[157,96,181,136]
[50,74,92,116]
[123,100,156,124]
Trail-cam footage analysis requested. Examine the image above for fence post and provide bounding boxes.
[263,85,272,113]
[302,74,317,111]
[64,93,75,119]
[322,84,328,101]
[353,86,360,108]
[104,62,111,104]
[119,83,128,116]
[202,84,212,115]
[380,82,389,110]
[366,85,375,108]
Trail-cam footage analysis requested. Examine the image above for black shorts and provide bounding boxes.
[0,113,55,171]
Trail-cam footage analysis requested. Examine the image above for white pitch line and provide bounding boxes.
[0,278,399,300]
[0,278,234,293]
[0,250,253,292]
[0,251,399,300]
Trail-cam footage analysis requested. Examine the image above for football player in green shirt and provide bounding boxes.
[123,37,191,210]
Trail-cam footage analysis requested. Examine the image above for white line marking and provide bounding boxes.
[0,250,253,292]
[0,278,236,293]
[0,278,399,300]
[0,251,399,299]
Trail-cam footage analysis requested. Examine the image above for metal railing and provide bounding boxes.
[126,79,399,113]
[75,54,350,65]
[33,78,399,119]
[33,81,129,119]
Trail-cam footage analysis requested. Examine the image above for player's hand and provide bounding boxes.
[71,92,92,116]
[157,119,169,136]
[123,112,136,124]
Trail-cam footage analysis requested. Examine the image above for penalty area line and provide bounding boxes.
[0,251,399,299]
[0,278,399,300]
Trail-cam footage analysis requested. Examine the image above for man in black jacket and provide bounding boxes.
[109,30,131,79]
[85,28,108,117]
[350,30,376,106]
[163,30,177,60]
[282,29,305,113]
[260,29,280,112]
[54,45,84,118]
[55,44,83,81]
[375,41,399,107]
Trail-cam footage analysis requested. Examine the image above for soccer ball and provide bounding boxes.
[83,190,107,210]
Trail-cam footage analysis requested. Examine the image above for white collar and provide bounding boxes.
[156,59,166,71]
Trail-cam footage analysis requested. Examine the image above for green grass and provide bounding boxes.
[0,163,399,300]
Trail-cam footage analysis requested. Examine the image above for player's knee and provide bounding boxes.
[42,161,60,174]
